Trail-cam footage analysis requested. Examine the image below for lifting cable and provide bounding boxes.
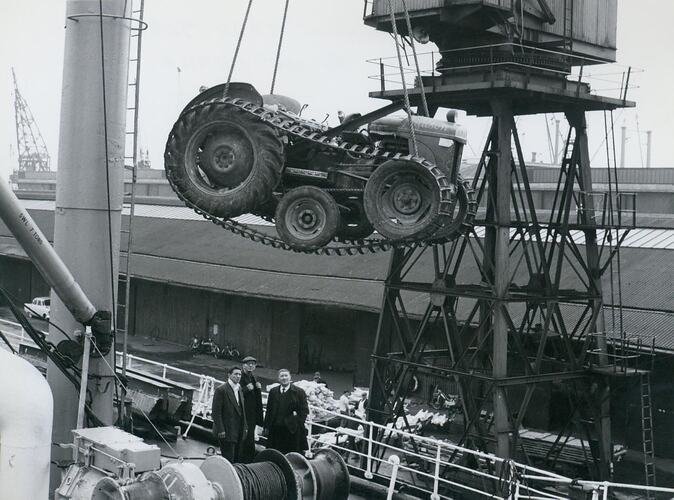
[234,462,288,500]
[224,0,254,98]
[386,0,419,156]
[400,0,429,117]
[603,110,617,334]
[270,0,290,95]
[609,109,625,342]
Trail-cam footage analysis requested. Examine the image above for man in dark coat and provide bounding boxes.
[239,356,264,462]
[264,369,309,454]
[212,366,248,462]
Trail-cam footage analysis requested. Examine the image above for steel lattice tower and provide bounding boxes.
[12,68,51,172]
[365,53,637,487]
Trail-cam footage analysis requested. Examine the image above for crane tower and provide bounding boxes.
[12,68,51,173]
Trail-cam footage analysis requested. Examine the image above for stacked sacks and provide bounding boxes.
[266,380,339,421]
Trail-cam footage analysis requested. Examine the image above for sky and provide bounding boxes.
[1,0,673,181]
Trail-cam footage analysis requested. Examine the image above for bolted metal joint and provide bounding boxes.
[88,310,113,355]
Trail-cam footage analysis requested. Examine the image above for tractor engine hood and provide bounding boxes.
[369,114,467,145]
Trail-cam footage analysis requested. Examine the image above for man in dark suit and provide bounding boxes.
[212,366,247,462]
[263,369,309,454]
[239,356,264,462]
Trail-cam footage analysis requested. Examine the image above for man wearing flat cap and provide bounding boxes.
[240,356,263,462]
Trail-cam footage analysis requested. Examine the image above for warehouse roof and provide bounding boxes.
[2,202,674,350]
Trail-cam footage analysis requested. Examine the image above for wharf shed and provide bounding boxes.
[2,201,674,456]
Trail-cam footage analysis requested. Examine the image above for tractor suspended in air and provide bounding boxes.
[164,82,476,250]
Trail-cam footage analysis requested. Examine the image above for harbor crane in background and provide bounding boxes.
[12,67,51,173]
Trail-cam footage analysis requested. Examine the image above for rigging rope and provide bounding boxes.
[224,0,254,98]
[97,0,118,336]
[0,329,16,354]
[91,340,182,458]
[603,110,617,333]
[270,0,290,95]
[386,0,419,156]
[609,110,625,343]
[400,0,429,117]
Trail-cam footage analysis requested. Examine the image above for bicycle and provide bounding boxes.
[215,343,241,360]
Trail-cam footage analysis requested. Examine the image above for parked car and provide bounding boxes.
[24,296,50,320]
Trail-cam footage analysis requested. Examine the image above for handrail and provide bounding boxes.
[2,323,673,499]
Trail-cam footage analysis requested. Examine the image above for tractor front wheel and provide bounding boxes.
[275,186,341,249]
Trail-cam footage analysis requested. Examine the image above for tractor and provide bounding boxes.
[164,82,474,250]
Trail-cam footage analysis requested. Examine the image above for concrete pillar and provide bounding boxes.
[48,0,130,492]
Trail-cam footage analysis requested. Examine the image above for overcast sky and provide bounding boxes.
[1,0,673,181]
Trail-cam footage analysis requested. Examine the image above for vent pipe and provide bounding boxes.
[0,348,53,500]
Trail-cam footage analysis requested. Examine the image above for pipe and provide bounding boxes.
[646,130,652,169]
[76,328,92,429]
[0,177,96,324]
[0,348,54,500]
[620,126,627,168]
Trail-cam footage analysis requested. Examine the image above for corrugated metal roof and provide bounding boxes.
[3,203,674,350]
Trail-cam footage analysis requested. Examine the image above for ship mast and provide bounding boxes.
[48,0,131,489]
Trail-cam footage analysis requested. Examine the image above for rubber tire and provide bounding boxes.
[364,159,442,241]
[165,101,284,218]
[336,197,374,241]
[275,186,341,249]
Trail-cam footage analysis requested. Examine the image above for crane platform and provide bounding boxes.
[371,69,635,116]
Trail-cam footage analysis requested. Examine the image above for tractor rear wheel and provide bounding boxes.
[165,101,283,218]
[364,159,441,241]
[275,186,341,249]
[429,177,472,241]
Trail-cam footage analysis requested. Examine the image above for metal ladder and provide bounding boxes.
[640,372,656,495]
[118,0,146,376]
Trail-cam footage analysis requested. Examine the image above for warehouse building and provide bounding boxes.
[2,187,674,456]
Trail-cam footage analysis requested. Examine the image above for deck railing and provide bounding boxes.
[3,324,674,499]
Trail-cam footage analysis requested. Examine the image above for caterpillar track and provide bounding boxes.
[165,96,478,256]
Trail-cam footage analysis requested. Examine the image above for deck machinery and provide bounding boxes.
[361,0,644,487]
